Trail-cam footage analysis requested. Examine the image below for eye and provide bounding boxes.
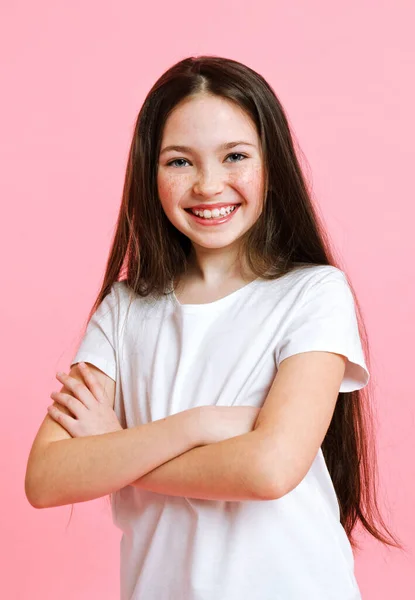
[225,152,247,163]
[165,153,248,168]
[166,158,190,168]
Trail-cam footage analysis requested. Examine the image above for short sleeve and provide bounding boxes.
[70,283,120,381]
[277,269,370,393]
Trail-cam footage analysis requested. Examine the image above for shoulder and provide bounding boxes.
[108,280,163,323]
[109,280,137,307]
[260,266,355,320]
[289,266,357,321]
[293,264,346,286]
[94,281,136,324]
[264,264,347,297]
[297,265,353,303]
[111,279,130,296]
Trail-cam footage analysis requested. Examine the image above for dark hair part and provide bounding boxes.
[67,55,405,553]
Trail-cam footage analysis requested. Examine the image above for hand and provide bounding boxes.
[202,406,261,445]
[47,363,123,438]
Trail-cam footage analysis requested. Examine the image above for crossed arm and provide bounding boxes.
[129,428,272,502]
[28,351,344,507]
[129,350,347,503]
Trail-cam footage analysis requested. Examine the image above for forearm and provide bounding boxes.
[26,409,202,509]
[130,429,271,501]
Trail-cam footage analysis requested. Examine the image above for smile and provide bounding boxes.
[185,204,241,226]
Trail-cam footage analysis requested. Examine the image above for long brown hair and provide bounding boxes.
[68,55,405,553]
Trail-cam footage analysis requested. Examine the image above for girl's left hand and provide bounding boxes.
[47,364,123,438]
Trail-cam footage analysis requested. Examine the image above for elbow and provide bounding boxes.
[25,466,64,509]
[25,475,61,509]
[251,451,282,501]
[26,494,48,510]
[255,477,281,501]
[250,432,303,500]
[256,465,303,501]
[25,453,54,509]
[251,446,286,501]
[25,472,49,509]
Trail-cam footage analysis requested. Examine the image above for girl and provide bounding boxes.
[26,56,404,599]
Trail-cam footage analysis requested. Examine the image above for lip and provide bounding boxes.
[185,204,241,226]
[186,202,241,210]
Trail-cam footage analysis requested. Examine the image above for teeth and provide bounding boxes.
[191,205,238,219]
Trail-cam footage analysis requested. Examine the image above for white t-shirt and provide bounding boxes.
[71,264,370,600]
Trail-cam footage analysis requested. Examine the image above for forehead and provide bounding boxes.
[161,94,259,147]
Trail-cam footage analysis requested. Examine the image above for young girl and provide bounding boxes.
[26,55,404,599]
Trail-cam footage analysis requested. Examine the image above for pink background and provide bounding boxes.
[2,1,414,598]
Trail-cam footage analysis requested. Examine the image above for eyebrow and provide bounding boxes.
[159,141,256,155]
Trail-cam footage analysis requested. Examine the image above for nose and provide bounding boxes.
[192,166,225,197]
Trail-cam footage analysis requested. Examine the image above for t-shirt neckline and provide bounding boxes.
[171,277,261,313]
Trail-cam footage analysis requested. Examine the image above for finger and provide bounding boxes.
[55,371,96,410]
[78,363,106,404]
[50,391,87,419]
[47,404,78,436]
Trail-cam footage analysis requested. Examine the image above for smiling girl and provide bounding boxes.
[25,56,404,599]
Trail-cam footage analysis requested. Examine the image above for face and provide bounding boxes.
[157,93,265,258]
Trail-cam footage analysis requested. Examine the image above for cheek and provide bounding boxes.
[157,173,181,202]
[229,163,264,200]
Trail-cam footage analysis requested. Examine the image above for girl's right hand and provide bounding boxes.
[201,405,261,445]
